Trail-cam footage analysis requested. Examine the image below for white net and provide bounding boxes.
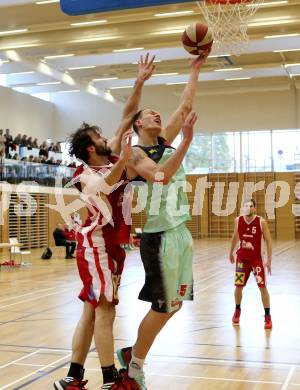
[197,0,264,55]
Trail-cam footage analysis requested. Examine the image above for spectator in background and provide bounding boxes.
[12,153,20,160]
[64,224,76,245]
[13,133,22,145]
[32,138,38,148]
[53,223,76,259]
[0,129,4,158]
[20,135,28,147]
[27,137,33,149]
[39,142,48,159]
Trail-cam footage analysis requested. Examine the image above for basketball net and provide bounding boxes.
[196,0,264,55]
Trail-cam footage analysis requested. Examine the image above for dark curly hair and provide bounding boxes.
[69,122,101,163]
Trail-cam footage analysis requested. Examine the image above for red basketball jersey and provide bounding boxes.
[236,215,263,260]
[73,155,131,247]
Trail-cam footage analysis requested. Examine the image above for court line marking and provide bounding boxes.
[0,288,76,310]
[0,353,72,389]
[147,372,282,385]
[0,287,59,304]
[281,365,297,390]
[0,350,40,370]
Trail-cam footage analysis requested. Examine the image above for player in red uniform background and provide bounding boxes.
[54,54,155,390]
[229,199,273,329]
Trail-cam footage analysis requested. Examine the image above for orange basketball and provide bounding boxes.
[181,23,213,55]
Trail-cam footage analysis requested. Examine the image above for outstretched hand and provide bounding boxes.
[137,53,156,82]
[181,111,197,141]
[190,49,211,72]
[120,130,133,162]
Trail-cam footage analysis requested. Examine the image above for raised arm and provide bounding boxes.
[261,219,272,275]
[81,131,132,195]
[229,218,239,264]
[127,112,197,184]
[161,50,210,144]
[109,54,155,155]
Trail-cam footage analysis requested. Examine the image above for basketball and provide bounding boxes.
[181,23,213,55]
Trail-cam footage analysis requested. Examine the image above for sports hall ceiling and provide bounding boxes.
[0,0,300,101]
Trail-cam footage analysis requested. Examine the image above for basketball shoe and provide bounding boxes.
[117,349,146,390]
[264,314,273,329]
[232,308,241,325]
[54,377,88,390]
[100,369,141,389]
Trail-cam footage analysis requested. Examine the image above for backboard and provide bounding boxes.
[60,0,194,16]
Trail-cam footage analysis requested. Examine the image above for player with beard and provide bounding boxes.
[54,54,155,390]
[230,199,273,329]
[116,51,210,390]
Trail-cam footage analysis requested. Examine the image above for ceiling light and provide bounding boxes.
[93,77,119,81]
[44,54,74,59]
[214,67,243,72]
[273,48,300,53]
[0,29,28,36]
[70,20,107,27]
[71,36,118,43]
[209,54,231,58]
[0,60,10,65]
[154,10,194,17]
[68,66,97,70]
[290,74,300,77]
[36,0,59,4]
[259,0,288,5]
[58,90,80,93]
[110,85,133,89]
[37,81,61,85]
[166,82,188,85]
[8,71,35,76]
[113,48,144,53]
[264,33,300,39]
[284,63,300,68]
[152,29,186,35]
[153,73,179,77]
[249,19,293,27]
[225,77,251,81]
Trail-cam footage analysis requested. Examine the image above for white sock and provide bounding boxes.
[128,353,145,378]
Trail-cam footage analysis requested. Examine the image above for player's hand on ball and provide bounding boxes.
[182,111,197,142]
[137,53,156,82]
[120,130,133,162]
[191,49,210,71]
[230,254,235,264]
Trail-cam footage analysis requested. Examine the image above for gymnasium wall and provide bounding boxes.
[0,85,54,140]
[51,91,124,142]
[139,83,300,132]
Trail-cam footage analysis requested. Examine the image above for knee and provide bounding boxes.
[95,298,116,324]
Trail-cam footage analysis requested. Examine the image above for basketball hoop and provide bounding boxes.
[196,0,264,55]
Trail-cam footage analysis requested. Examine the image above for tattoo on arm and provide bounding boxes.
[128,148,146,165]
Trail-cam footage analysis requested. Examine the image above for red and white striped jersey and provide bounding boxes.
[73,155,131,248]
[236,215,264,260]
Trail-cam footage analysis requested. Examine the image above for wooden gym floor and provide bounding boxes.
[0,239,300,390]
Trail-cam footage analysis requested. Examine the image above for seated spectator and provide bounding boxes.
[0,129,4,158]
[53,223,76,259]
[64,224,76,243]
[39,142,48,159]
[45,157,55,165]
[12,153,20,160]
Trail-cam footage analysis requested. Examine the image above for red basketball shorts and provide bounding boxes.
[77,244,126,308]
[235,257,266,288]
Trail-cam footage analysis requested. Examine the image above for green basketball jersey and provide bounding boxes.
[138,146,191,233]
